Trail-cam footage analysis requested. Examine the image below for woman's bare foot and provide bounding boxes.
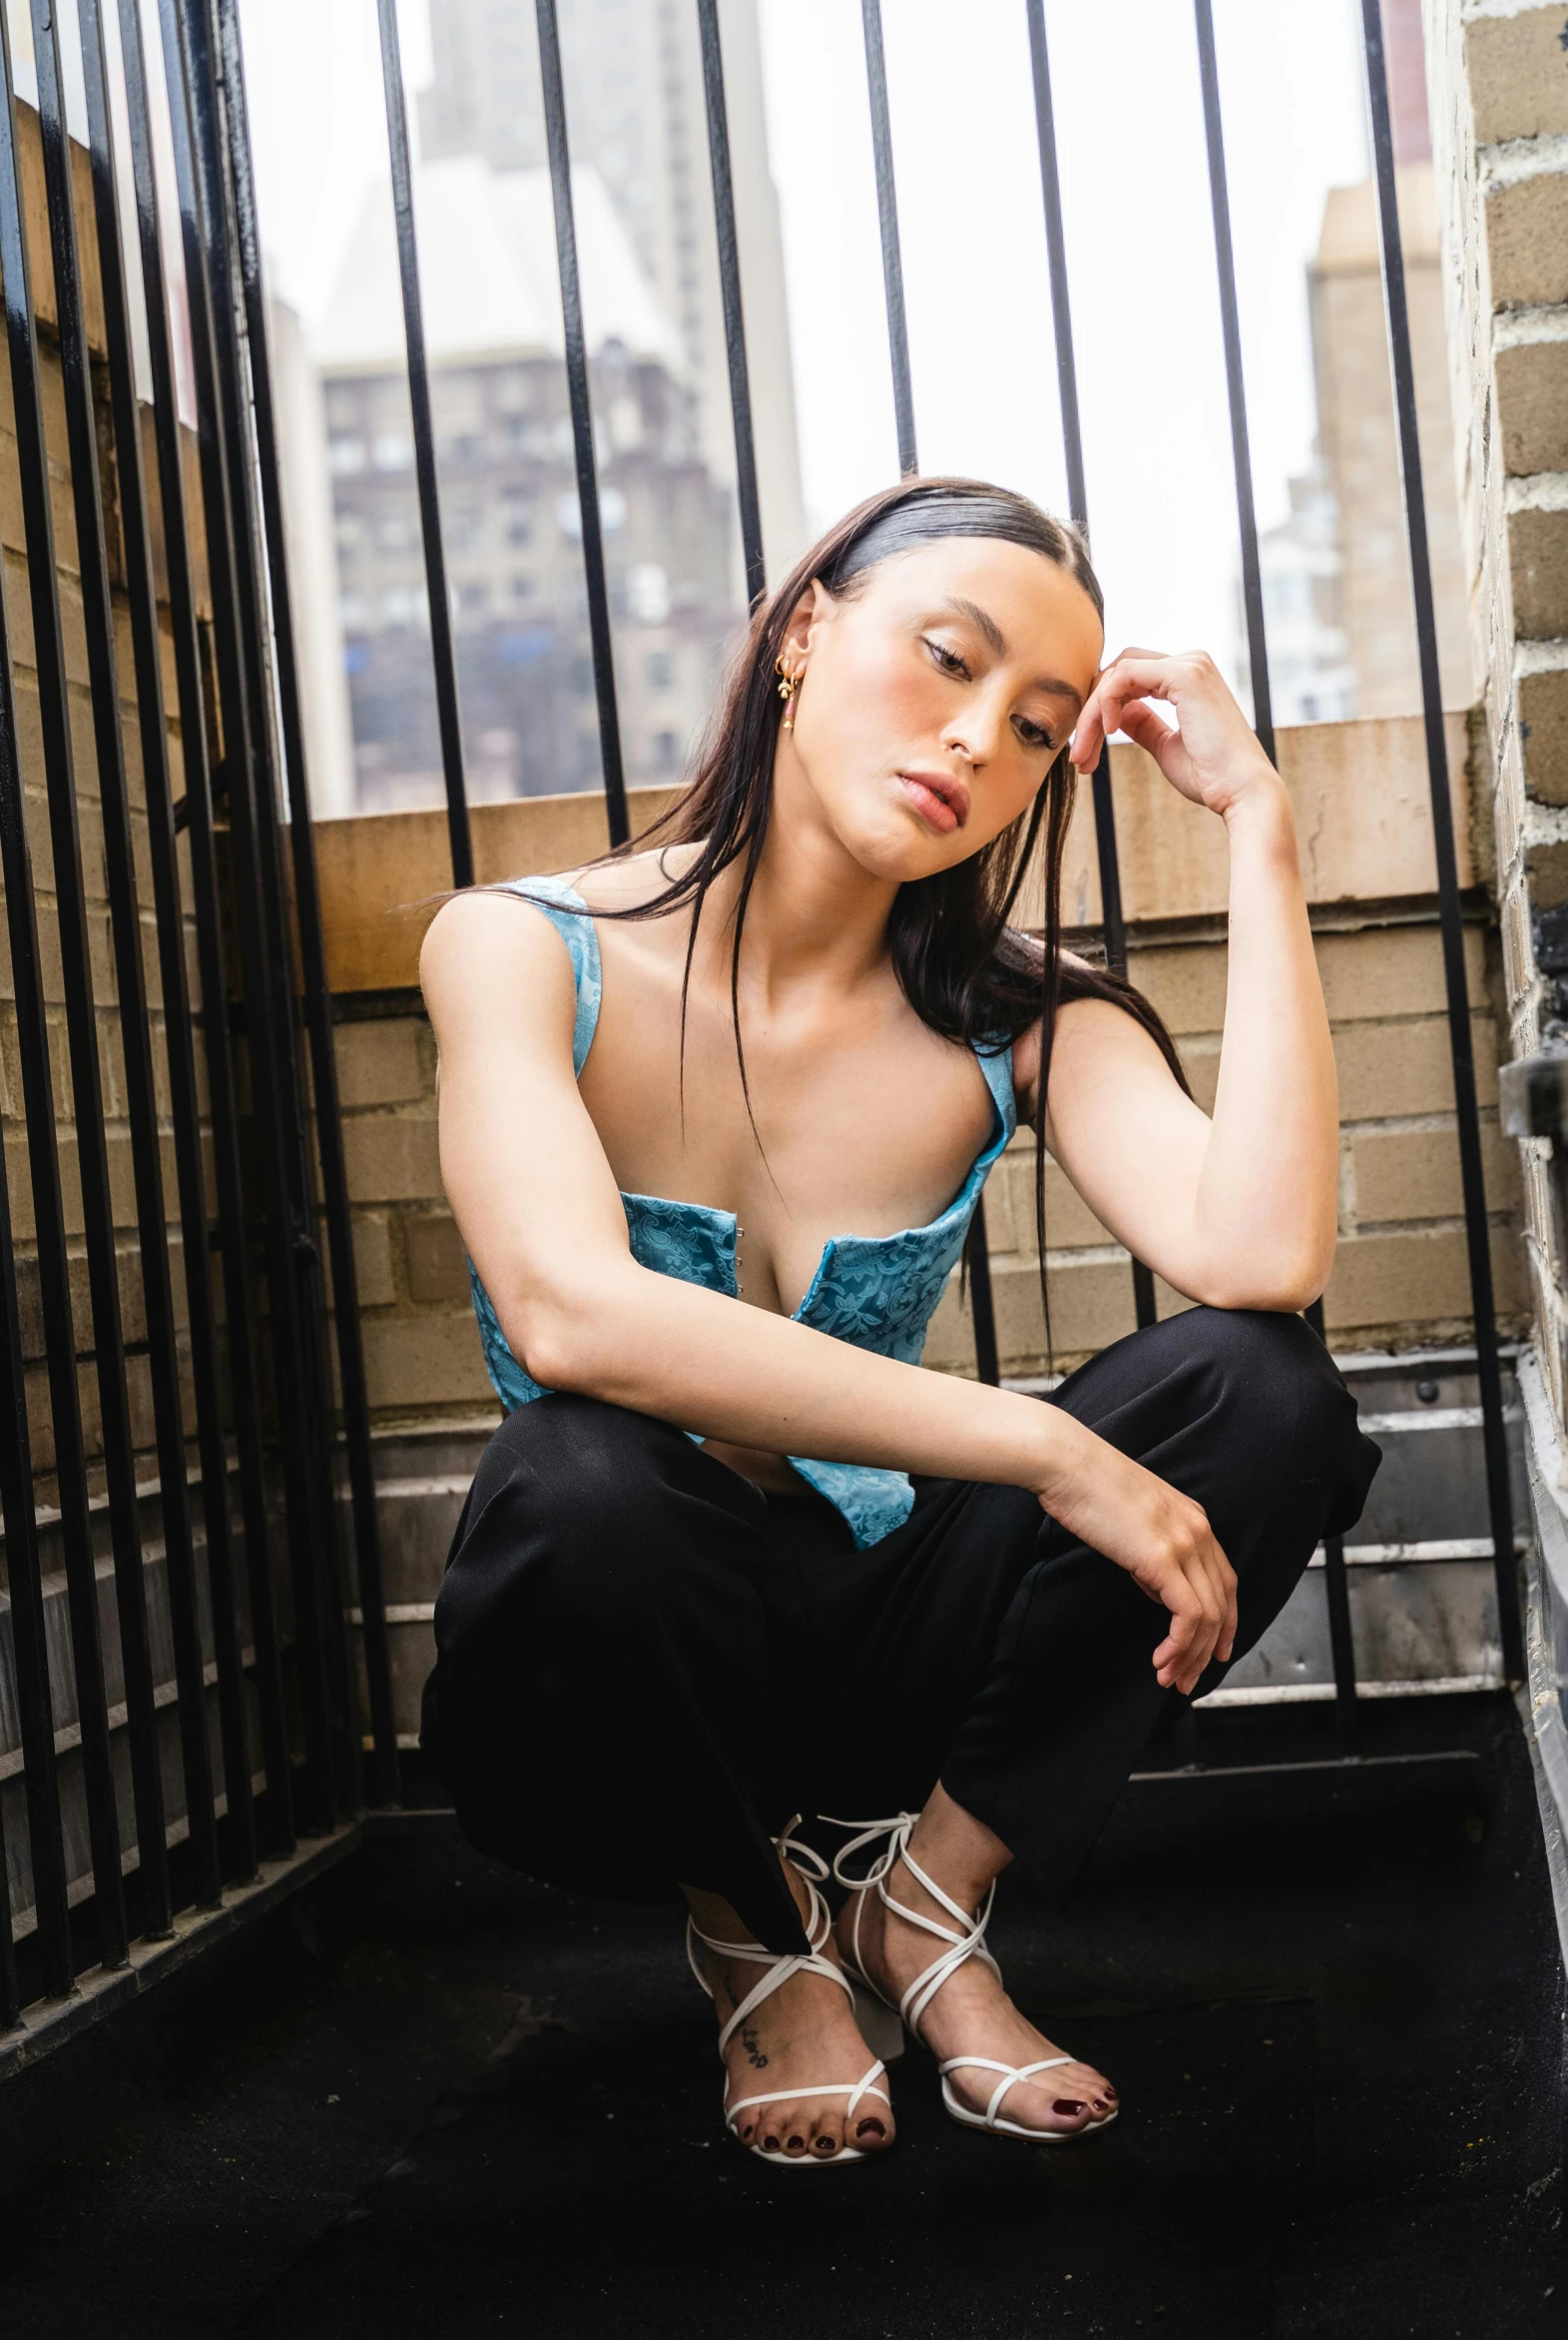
[834,1792,1117,2140]
[686,1854,895,2162]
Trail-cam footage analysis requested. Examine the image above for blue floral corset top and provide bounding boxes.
[467,875,1016,1548]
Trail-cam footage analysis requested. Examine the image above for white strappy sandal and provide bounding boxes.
[827,1812,1119,2145]
[686,1822,892,2167]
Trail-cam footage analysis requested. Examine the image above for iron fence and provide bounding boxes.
[0,0,1523,2056]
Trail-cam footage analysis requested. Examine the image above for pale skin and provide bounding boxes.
[423,536,1339,2162]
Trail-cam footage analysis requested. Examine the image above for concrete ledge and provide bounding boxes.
[310,714,1474,994]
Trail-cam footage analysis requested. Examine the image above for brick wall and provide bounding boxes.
[316,719,1525,1424]
[1423,0,1568,1415]
[0,105,211,1510]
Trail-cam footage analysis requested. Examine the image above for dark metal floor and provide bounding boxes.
[1,1694,1564,2339]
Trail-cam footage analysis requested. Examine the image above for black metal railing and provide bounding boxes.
[0,0,1523,2053]
[0,0,390,2046]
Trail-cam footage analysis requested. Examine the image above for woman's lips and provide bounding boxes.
[897,771,970,834]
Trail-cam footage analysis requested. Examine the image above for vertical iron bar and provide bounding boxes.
[0,1006,71,1997]
[1193,0,1275,765]
[1025,2,1086,530]
[32,0,223,1912]
[859,0,916,477]
[1200,0,1358,1740]
[1359,0,1521,1681]
[177,0,359,1823]
[1306,1297,1359,1746]
[1025,0,1156,1331]
[192,0,361,1820]
[855,0,1003,1376]
[373,0,472,887]
[0,1794,15,2026]
[161,0,346,1826]
[81,0,258,1872]
[218,0,399,1805]
[0,0,129,1967]
[535,0,630,847]
[696,0,766,608]
[117,0,293,1854]
[965,1196,1001,1388]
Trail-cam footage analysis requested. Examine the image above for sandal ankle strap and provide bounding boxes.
[821,1810,999,2039]
[686,1815,857,2058]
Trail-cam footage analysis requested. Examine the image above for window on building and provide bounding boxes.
[646,650,674,690]
[652,730,681,771]
[372,433,413,471]
[328,436,366,475]
[381,586,425,627]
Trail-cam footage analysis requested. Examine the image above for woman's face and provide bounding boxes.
[777,536,1104,883]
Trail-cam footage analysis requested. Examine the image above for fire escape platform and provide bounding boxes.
[0,1694,1562,2338]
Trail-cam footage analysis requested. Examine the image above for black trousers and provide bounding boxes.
[421,1307,1380,1956]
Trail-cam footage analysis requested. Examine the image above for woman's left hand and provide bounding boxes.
[1070,647,1277,821]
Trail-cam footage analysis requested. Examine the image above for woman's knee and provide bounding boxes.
[1165,1305,1357,1471]
[456,1395,686,1612]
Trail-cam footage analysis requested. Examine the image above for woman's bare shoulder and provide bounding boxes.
[566,840,705,912]
[418,888,582,1041]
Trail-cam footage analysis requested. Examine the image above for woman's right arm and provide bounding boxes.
[422,893,1236,1691]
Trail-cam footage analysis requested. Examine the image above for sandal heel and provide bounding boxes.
[850,1980,905,2063]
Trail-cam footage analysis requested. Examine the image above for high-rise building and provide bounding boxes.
[1239,0,1471,726]
[315,156,736,810]
[418,0,807,582]
[1308,159,1471,717]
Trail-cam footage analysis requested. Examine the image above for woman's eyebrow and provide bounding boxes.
[940,596,1084,709]
[942,595,1007,655]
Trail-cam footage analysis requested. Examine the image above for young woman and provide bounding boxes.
[419,478,1379,2171]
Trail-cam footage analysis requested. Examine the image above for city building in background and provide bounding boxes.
[418,0,807,581]
[269,295,358,816]
[1309,153,1471,717]
[1249,459,1356,727]
[1241,0,1470,727]
[314,156,736,810]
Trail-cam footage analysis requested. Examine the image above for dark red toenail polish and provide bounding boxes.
[857,2117,885,2140]
[764,2136,780,2151]
[815,2136,833,2152]
[1053,2098,1088,2116]
[786,2134,804,2150]
[1104,2084,1118,2100]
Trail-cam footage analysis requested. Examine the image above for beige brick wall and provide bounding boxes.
[0,107,213,1510]
[924,916,1522,1380]
[1424,0,1568,1416]
[324,802,1525,1424]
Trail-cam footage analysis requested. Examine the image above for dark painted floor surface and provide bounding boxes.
[1,1695,1564,2340]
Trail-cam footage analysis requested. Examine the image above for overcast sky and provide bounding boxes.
[238,0,1373,697]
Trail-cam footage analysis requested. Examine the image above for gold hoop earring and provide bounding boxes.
[775,655,800,732]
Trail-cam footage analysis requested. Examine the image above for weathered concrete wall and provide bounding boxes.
[1423,0,1568,1416]
[313,716,1523,1426]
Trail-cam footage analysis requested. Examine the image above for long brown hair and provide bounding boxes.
[552,477,1187,1321]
